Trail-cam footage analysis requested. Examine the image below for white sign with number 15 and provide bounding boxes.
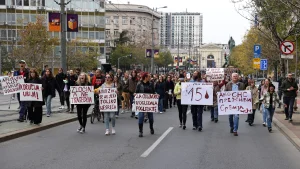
[181,82,213,105]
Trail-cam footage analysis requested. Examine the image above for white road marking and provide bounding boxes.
[187,110,191,115]
[140,127,174,158]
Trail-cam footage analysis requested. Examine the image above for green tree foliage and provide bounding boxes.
[13,16,58,68]
[154,50,173,67]
[0,45,14,73]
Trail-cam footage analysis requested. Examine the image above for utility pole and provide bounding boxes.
[151,8,155,74]
[54,0,70,73]
[295,34,298,77]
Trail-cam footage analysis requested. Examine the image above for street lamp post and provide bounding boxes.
[139,6,167,74]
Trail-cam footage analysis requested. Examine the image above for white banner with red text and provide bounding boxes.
[20,83,43,101]
[181,82,213,105]
[0,75,24,95]
[218,90,252,115]
[135,93,159,113]
[99,88,118,112]
[70,86,94,104]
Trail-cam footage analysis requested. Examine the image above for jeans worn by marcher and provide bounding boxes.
[19,101,27,119]
[266,108,275,128]
[104,112,115,129]
[44,95,52,115]
[138,112,154,124]
[197,105,204,128]
[229,114,239,132]
[213,106,218,120]
[158,98,164,112]
[283,97,295,119]
[262,104,267,123]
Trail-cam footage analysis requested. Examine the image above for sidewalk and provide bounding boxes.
[0,96,64,122]
[0,110,93,143]
[273,98,300,150]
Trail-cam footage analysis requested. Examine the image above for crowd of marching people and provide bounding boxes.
[12,59,299,137]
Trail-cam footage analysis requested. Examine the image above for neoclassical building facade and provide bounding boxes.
[199,43,227,68]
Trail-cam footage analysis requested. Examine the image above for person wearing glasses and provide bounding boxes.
[75,72,92,134]
[95,74,118,135]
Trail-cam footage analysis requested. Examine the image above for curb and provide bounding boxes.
[257,111,300,151]
[0,114,91,143]
[272,116,300,151]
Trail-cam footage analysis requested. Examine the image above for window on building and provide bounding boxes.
[122,16,128,25]
[24,0,29,6]
[23,13,29,23]
[99,0,104,8]
[16,0,22,5]
[113,16,119,24]
[54,32,59,38]
[105,30,110,38]
[30,0,37,6]
[106,17,110,25]
[99,31,104,39]
[0,0,5,5]
[100,47,105,55]
[0,13,5,23]
[70,32,76,39]
[89,31,95,39]
[114,29,119,36]
[0,29,7,40]
[7,13,16,24]
[106,41,110,47]
[30,14,36,22]
[89,15,94,26]
[82,15,89,26]
[82,31,88,39]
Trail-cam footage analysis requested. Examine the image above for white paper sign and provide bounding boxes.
[181,82,213,105]
[19,83,43,101]
[70,86,94,104]
[272,82,279,92]
[135,93,159,112]
[206,68,224,81]
[0,76,24,95]
[99,88,118,112]
[218,91,252,115]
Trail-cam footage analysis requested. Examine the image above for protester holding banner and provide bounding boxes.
[121,72,130,113]
[42,69,57,117]
[261,78,271,126]
[174,74,187,129]
[27,68,44,125]
[14,60,30,122]
[211,81,220,123]
[95,74,117,135]
[260,84,280,132]
[155,75,166,114]
[56,68,66,110]
[74,72,92,134]
[245,79,259,126]
[135,72,155,137]
[190,71,204,131]
[225,73,245,136]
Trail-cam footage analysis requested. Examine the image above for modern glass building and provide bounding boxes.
[0,0,106,71]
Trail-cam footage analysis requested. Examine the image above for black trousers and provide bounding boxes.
[77,104,90,128]
[177,99,187,125]
[247,109,256,123]
[164,93,172,109]
[27,106,43,124]
[64,91,71,109]
[191,105,203,128]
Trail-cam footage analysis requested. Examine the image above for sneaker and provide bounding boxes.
[192,127,197,130]
[121,110,125,114]
[80,128,85,134]
[77,126,82,132]
[214,118,218,123]
[289,118,293,122]
[268,127,272,132]
[262,122,266,127]
[183,126,186,130]
[105,129,110,135]
[159,112,163,114]
[59,106,63,109]
[46,114,50,117]
[198,127,202,132]
[135,115,138,119]
[111,128,116,135]
[230,128,234,133]
[179,124,182,128]
[12,97,15,100]
[115,115,119,118]
[17,118,24,122]
[233,132,238,136]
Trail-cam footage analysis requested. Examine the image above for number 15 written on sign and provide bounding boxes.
[187,87,202,101]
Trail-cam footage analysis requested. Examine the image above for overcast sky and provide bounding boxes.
[109,0,251,45]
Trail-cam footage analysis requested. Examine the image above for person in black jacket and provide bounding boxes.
[281,73,298,121]
[165,75,175,109]
[14,60,30,122]
[68,70,78,113]
[135,72,155,137]
[42,68,56,117]
[27,68,44,125]
[56,68,66,110]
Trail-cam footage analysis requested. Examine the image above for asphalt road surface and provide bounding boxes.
[1,108,300,169]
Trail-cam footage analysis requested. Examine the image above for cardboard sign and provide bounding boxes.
[70,86,94,104]
[135,94,159,112]
[0,76,24,95]
[19,83,43,101]
[218,91,252,115]
[206,68,224,81]
[99,88,118,112]
[181,82,213,105]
